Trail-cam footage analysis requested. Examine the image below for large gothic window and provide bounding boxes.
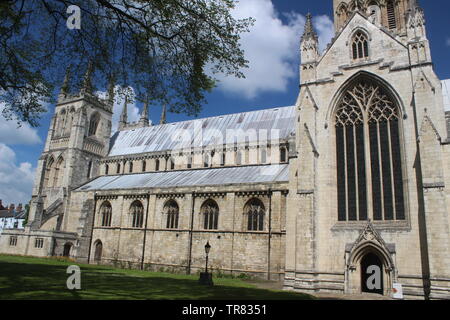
[245,199,265,231]
[100,201,112,227]
[164,200,179,229]
[201,200,219,230]
[130,200,144,228]
[335,78,405,222]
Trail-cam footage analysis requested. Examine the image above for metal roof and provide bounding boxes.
[76,164,289,191]
[108,106,296,157]
[443,79,450,112]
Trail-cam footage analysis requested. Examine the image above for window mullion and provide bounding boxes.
[376,121,385,220]
[343,124,349,221]
[353,124,359,220]
[387,121,397,220]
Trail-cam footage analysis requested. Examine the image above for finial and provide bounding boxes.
[60,64,71,95]
[119,95,128,126]
[159,104,167,125]
[301,13,318,42]
[81,60,94,93]
[139,99,150,126]
[107,74,116,106]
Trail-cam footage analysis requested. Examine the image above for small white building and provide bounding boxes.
[0,208,26,234]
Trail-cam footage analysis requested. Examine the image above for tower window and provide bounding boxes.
[386,1,397,30]
[88,113,100,136]
[352,31,369,60]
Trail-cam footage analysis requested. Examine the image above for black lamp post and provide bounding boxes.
[199,241,213,286]
[205,241,211,273]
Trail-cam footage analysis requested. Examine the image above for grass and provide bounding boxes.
[0,254,314,300]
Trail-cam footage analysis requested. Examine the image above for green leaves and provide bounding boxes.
[0,0,253,126]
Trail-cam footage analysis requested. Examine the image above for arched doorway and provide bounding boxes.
[361,252,384,295]
[94,241,102,263]
[63,242,72,257]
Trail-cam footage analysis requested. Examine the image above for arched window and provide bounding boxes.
[169,158,175,170]
[87,160,92,179]
[64,108,75,136]
[203,154,210,168]
[261,148,267,164]
[45,157,55,188]
[53,157,64,187]
[57,109,67,137]
[386,0,397,30]
[155,159,160,171]
[221,152,226,166]
[164,200,179,229]
[94,240,103,263]
[245,199,265,231]
[116,163,121,174]
[335,77,405,222]
[280,147,287,163]
[201,200,219,230]
[130,200,144,228]
[128,161,133,173]
[236,150,242,166]
[88,113,100,136]
[142,160,146,172]
[99,201,112,227]
[105,164,109,175]
[187,155,193,169]
[336,3,348,28]
[352,31,369,60]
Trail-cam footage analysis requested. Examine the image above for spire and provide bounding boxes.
[139,100,150,126]
[301,14,318,42]
[81,60,94,93]
[159,104,167,125]
[119,96,128,129]
[60,65,71,95]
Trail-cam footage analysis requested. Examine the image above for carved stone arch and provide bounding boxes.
[326,71,406,124]
[345,221,397,295]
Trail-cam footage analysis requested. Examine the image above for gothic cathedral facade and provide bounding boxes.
[1,0,449,299]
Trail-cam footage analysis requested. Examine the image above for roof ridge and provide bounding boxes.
[115,105,295,133]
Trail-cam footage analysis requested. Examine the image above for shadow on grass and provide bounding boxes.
[0,257,312,300]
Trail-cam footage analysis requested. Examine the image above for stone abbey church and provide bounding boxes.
[1,0,450,299]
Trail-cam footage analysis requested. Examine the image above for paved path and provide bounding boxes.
[245,280,393,300]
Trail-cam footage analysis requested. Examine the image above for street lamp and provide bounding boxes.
[205,241,211,273]
[199,241,213,286]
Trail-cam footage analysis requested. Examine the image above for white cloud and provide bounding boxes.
[212,0,334,99]
[0,143,36,206]
[0,103,42,145]
[96,86,140,133]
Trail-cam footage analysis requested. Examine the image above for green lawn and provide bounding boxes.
[0,255,313,300]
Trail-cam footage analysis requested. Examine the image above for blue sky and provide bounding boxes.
[1,0,450,206]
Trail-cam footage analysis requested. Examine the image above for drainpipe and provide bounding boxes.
[268,189,272,280]
[187,192,195,274]
[140,194,151,270]
[87,193,98,263]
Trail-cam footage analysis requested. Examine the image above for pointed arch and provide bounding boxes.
[44,156,55,188]
[130,200,144,228]
[201,199,219,230]
[244,198,265,231]
[332,72,406,222]
[326,71,406,124]
[99,201,112,227]
[53,156,65,187]
[164,200,179,229]
[88,112,100,136]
